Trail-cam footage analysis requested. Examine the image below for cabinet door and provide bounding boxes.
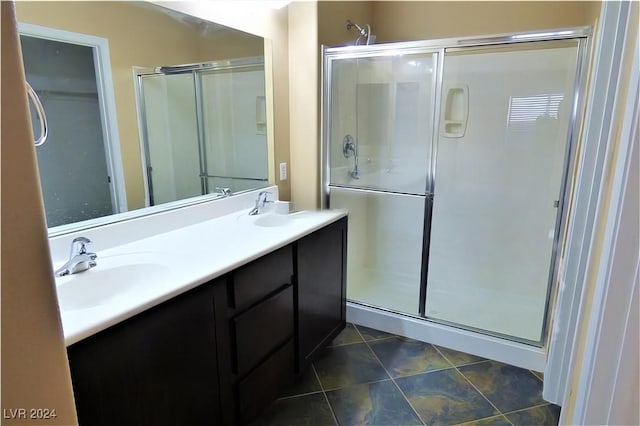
[296,217,347,368]
[67,280,225,426]
[232,285,294,376]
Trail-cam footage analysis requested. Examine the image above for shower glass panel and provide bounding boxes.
[425,40,580,342]
[328,53,436,195]
[332,188,426,314]
[326,50,438,315]
[200,66,269,193]
[140,73,201,205]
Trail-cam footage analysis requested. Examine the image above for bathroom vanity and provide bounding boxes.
[56,200,347,426]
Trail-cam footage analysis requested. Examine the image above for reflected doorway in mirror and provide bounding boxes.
[18,23,127,228]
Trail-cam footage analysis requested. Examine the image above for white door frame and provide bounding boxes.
[18,22,128,214]
[572,46,639,425]
[544,1,639,424]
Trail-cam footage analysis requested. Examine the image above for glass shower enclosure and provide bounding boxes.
[136,57,269,206]
[323,29,589,346]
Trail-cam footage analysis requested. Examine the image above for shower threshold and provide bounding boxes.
[346,301,546,371]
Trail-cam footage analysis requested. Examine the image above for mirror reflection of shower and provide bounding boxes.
[342,134,360,179]
[346,20,375,45]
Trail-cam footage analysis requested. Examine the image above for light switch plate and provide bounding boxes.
[279,162,287,181]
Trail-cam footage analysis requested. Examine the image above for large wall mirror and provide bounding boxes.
[16,1,272,234]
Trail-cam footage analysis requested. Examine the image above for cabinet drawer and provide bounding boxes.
[233,285,294,376]
[232,245,293,310]
[237,339,294,423]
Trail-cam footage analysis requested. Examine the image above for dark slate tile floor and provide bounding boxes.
[255,323,559,426]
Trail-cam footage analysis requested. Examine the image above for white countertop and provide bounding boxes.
[56,208,347,346]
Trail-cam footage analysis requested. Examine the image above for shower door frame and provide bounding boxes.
[321,26,592,350]
[322,45,442,318]
[135,56,266,207]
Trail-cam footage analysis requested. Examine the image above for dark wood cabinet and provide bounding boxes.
[232,285,294,376]
[227,247,295,422]
[236,339,295,423]
[231,245,293,311]
[67,216,347,425]
[296,216,348,370]
[67,279,226,426]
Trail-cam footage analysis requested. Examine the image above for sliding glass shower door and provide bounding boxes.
[324,32,586,346]
[325,49,438,315]
[137,58,269,206]
[425,40,581,342]
[139,73,201,205]
[200,65,269,193]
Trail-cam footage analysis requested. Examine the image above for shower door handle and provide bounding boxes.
[441,84,469,138]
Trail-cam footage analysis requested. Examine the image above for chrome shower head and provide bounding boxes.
[346,19,374,45]
[346,20,366,36]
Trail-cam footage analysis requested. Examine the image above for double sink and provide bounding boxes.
[52,207,345,346]
[55,211,306,311]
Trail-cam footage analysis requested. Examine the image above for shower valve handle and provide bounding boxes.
[343,134,356,158]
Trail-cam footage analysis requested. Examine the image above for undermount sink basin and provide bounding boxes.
[251,211,316,228]
[252,214,293,227]
[55,253,171,311]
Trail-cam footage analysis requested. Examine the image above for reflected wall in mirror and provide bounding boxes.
[16,1,270,232]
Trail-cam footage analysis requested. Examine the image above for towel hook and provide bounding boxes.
[26,81,48,147]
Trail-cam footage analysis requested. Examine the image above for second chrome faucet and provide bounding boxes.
[55,237,97,277]
[248,191,273,216]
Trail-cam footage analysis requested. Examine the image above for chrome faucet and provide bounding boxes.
[55,237,97,277]
[248,191,273,215]
[215,187,232,197]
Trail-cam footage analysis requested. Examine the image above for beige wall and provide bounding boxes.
[318,1,373,46]
[270,12,292,201]
[584,1,603,28]
[16,1,263,210]
[289,1,319,210]
[198,29,263,62]
[373,1,593,42]
[1,2,78,424]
